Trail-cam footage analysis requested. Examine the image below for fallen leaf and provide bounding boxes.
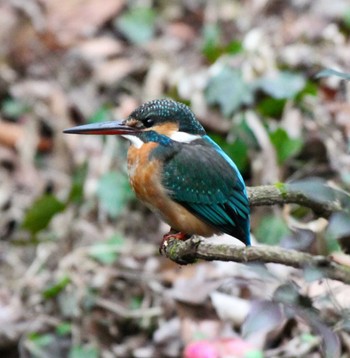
[74,37,123,62]
[242,300,284,338]
[329,252,350,267]
[93,58,135,85]
[210,291,250,326]
[41,0,125,46]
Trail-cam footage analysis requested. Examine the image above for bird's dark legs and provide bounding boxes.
[159,229,191,254]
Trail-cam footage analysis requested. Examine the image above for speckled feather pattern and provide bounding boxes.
[130,99,206,135]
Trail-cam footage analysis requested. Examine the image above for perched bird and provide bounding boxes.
[64,99,250,247]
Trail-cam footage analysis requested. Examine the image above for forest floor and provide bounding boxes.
[0,1,350,357]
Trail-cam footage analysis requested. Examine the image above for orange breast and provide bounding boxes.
[127,143,161,203]
[127,143,217,237]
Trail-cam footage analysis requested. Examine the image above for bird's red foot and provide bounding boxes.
[159,231,191,255]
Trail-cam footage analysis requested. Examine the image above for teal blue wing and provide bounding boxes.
[161,136,250,245]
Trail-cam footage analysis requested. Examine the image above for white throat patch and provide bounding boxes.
[122,135,144,149]
[122,132,200,148]
[170,131,201,143]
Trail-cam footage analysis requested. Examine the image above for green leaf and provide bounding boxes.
[257,98,286,118]
[273,283,301,305]
[130,295,142,310]
[89,234,125,264]
[325,212,350,252]
[288,178,350,208]
[205,66,253,116]
[69,345,99,358]
[67,162,88,204]
[2,98,30,119]
[344,9,350,29]
[22,194,66,235]
[56,322,72,336]
[97,171,133,218]
[245,350,264,358]
[88,106,112,124]
[201,25,242,63]
[327,212,350,239]
[303,265,326,282]
[225,40,243,55]
[43,275,70,299]
[296,80,318,99]
[258,71,306,99]
[28,332,54,347]
[301,333,319,343]
[316,68,350,81]
[255,214,291,245]
[269,128,303,164]
[115,7,156,45]
[201,24,222,62]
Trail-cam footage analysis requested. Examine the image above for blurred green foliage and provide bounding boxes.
[22,163,88,237]
[43,275,71,299]
[326,212,350,252]
[22,194,66,236]
[1,98,30,120]
[205,65,308,118]
[269,127,303,164]
[115,7,156,45]
[69,345,99,358]
[316,68,350,80]
[343,8,350,29]
[88,234,125,264]
[97,171,133,218]
[201,24,242,62]
[88,106,112,124]
[257,71,306,99]
[67,162,88,204]
[56,322,72,336]
[27,332,55,353]
[255,214,291,245]
[205,66,254,116]
[257,98,286,118]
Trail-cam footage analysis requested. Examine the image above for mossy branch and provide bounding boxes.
[163,238,350,284]
[162,183,350,284]
[247,183,345,218]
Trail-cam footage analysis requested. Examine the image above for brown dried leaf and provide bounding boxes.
[330,252,350,268]
[74,37,124,62]
[210,291,250,326]
[93,58,134,85]
[41,0,125,46]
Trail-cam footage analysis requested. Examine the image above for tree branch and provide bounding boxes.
[247,184,345,218]
[162,183,350,283]
[163,237,350,284]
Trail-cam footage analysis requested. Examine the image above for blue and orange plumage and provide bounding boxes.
[64,99,251,247]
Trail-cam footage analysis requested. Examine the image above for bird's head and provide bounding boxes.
[64,99,206,146]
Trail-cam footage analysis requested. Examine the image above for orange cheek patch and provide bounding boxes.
[147,122,179,137]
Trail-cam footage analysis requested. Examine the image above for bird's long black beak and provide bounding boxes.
[63,120,139,135]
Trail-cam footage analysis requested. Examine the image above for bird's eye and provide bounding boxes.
[144,118,154,128]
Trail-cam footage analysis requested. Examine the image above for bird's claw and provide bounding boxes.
[159,231,191,255]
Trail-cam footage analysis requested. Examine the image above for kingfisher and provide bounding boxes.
[64,99,250,247]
